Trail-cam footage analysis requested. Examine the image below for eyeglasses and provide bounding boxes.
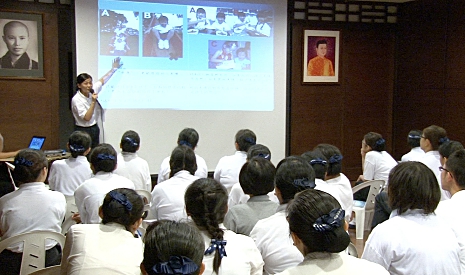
[439,166,450,173]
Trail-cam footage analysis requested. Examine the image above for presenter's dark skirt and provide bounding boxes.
[75,124,100,148]
[0,244,61,275]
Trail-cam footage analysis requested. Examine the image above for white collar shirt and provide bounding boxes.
[71,81,103,127]
[363,151,398,185]
[157,153,208,184]
[114,152,151,192]
[0,182,66,252]
[325,173,353,221]
[74,172,135,224]
[401,147,425,162]
[250,204,303,275]
[362,209,461,275]
[48,155,92,196]
[436,190,465,274]
[214,151,247,193]
[419,151,450,200]
[149,170,198,221]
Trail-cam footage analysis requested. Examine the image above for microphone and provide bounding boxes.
[89,88,95,94]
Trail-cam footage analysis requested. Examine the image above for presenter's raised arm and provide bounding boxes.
[98,57,123,86]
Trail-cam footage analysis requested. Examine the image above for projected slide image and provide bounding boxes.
[209,40,251,70]
[187,6,273,37]
[143,12,183,59]
[99,9,139,56]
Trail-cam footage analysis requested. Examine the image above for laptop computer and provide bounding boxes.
[28,136,46,150]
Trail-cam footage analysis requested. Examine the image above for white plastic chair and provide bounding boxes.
[345,242,359,258]
[0,231,65,275]
[29,266,61,275]
[61,198,78,235]
[135,189,152,205]
[352,180,384,240]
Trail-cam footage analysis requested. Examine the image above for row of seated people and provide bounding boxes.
[0,124,464,274]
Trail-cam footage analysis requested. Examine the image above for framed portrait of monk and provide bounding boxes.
[0,11,44,79]
[303,30,339,84]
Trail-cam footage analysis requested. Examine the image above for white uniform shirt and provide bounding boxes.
[276,252,389,275]
[436,190,465,274]
[153,24,172,34]
[74,172,135,224]
[48,156,92,196]
[71,81,103,127]
[199,224,263,275]
[157,153,208,184]
[314,178,343,208]
[149,170,198,221]
[400,147,425,162]
[214,151,247,193]
[61,223,143,275]
[0,182,66,252]
[228,181,278,208]
[363,151,398,185]
[419,151,450,200]
[114,152,151,192]
[250,204,303,275]
[362,209,461,275]
[325,173,353,222]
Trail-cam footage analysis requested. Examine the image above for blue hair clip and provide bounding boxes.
[313,208,345,232]
[257,153,271,160]
[69,144,86,152]
[310,158,327,166]
[14,157,33,167]
[124,137,139,147]
[329,155,343,164]
[375,138,386,146]
[97,153,115,161]
[179,140,193,148]
[109,190,132,211]
[293,178,316,189]
[152,256,199,275]
[439,137,450,144]
[204,239,227,259]
[408,134,421,139]
[244,137,256,145]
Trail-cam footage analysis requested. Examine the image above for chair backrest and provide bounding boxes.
[0,231,65,275]
[29,266,61,275]
[62,197,78,235]
[135,189,152,205]
[352,180,384,231]
[346,242,359,258]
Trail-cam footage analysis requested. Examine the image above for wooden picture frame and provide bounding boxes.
[303,30,339,84]
[0,11,44,79]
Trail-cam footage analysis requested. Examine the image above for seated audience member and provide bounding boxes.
[141,220,205,275]
[354,132,397,201]
[436,149,465,274]
[74,143,135,224]
[224,157,278,235]
[149,145,198,221]
[419,125,450,200]
[276,189,388,275]
[48,131,92,197]
[185,178,264,275]
[0,133,19,198]
[250,156,315,275]
[362,162,461,274]
[158,128,207,184]
[114,130,151,192]
[400,130,425,161]
[61,188,144,274]
[439,140,464,166]
[0,149,66,274]
[301,150,342,206]
[228,144,278,208]
[313,144,353,222]
[214,129,256,193]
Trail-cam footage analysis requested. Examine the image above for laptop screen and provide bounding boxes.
[29,136,46,150]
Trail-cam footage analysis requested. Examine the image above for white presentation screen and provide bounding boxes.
[75,0,287,173]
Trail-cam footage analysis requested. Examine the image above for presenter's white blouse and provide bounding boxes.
[362,209,461,275]
[74,172,135,224]
[71,81,103,127]
[114,152,151,192]
[48,155,92,196]
[61,223,143,275]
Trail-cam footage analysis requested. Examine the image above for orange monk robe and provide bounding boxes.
[307,56,335,76]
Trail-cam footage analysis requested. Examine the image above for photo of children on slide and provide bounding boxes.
[187,6,273,37]
[209,40,251,70]
[99,9,139,56]
[143,13,183,59]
